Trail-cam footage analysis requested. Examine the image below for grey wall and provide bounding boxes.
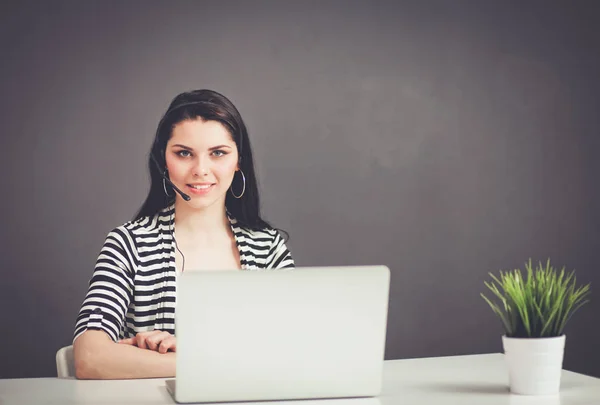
[1,0,599,379]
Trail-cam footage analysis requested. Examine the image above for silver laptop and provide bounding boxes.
[166,265,390,403]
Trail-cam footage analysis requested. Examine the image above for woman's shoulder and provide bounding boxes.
[108,206,173,239]
[228,215,282,243]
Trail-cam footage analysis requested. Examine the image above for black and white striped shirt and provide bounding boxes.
[73,204,294,343]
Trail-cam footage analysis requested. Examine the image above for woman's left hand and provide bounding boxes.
[118,330,177,354]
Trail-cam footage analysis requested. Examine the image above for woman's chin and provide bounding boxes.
[176,194,225,211]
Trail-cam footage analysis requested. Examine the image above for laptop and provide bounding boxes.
[166,265,390,403]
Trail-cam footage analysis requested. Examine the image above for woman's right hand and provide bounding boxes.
[118,330,177,354]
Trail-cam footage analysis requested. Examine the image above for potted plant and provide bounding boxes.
[481,259,591,395]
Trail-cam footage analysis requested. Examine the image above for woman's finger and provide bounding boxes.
[135,330,161,350]
[145,332,172,351]
[158,336,177,354]
[118,337,136,345]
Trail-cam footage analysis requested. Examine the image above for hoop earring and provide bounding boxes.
[163,169,173,197]
[230,170,246,199]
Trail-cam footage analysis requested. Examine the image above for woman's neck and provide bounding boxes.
[173,198,230,237]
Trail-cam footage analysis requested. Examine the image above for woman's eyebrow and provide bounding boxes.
[172,144,193,150]
[208,145,233,151]
[171,144,233,151]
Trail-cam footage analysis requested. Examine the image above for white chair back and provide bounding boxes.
[56,345,75,378]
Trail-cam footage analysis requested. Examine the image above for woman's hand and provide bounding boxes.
[118,330,176,354]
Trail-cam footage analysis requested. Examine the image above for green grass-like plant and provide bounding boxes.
[481,259,591,338]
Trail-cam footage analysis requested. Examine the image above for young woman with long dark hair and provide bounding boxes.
[73,89,294,379]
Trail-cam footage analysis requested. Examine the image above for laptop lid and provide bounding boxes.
[173,265,390,403]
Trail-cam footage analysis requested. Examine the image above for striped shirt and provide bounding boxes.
[73,204,294,343]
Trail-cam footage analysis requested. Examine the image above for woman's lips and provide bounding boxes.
[186,184,214,195]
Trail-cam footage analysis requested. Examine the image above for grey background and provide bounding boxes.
[1,0,598,379]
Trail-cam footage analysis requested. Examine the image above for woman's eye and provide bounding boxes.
[212,150,227,157]
[176,150,192,158]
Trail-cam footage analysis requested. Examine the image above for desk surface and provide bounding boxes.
[1,354,599,405]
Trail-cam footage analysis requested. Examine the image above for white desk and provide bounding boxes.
[1,354,599,405]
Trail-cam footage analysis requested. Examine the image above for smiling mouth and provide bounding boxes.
[188,184,214,190]
[186,184,216,195]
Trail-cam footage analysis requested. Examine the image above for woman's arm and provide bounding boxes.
[266,230,295,269]
[73,227,175,379]
[74,330,175,379]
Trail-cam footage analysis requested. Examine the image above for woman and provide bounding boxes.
[73,89,294,379]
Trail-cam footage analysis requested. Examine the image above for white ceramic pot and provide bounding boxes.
[502,335,566,395]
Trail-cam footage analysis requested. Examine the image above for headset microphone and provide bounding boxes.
[150,153,191,201]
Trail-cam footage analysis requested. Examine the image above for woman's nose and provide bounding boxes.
[194,157,210,176]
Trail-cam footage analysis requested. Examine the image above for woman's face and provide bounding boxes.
[165,118,239,210]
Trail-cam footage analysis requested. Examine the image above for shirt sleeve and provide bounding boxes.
[265,231,295,269]
[73,227,136,343]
